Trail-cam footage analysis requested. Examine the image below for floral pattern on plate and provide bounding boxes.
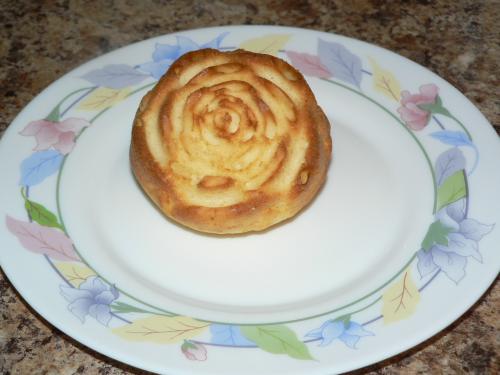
[4,31,495,363]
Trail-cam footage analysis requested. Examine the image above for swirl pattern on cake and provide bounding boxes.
[131,48,332,234]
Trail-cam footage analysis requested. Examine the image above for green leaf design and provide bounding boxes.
[23,196,63,229]
[181,339,197,351]
[111,302,151,314]
[418,96,451,117]
[46,105,60,122]
[421,221,453,251]
[436,170,467,211]
[240,325,313,360]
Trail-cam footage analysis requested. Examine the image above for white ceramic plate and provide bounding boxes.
[1,26,499,375]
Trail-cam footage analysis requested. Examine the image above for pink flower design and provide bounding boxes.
[20,117,90,155]
[181,340,207,361]
[397,84,439,130]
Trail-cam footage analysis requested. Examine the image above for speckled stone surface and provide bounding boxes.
[0,1,499,374]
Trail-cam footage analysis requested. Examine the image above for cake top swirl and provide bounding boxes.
[131,48,332,234]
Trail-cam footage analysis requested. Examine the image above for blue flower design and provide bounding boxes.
[138,32,229,80]
[305,319,373,348]
[60,276,119,326]
[417,199,494,283]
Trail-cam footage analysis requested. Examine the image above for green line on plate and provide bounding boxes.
[347,296,382,317]
[212,252,417,326]
[89,107,110,123]
[56,87,94,111]
[52,79,424,326]
[449,113,473,141]
[127,82,156,97]
[321,78,438,214]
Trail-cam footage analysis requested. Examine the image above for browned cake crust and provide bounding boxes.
[130,48,332,234]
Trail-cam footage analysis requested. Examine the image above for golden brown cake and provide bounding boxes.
[130,48,332,234]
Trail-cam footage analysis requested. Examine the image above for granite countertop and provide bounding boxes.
[1,1,498,374]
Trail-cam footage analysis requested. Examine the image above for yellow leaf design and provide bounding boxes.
[382,269,420,324]
[78,87,130,111]
[368,57,401,101]
[54,262,96,287]
[113,315,209,344]
[239,34,291,56]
